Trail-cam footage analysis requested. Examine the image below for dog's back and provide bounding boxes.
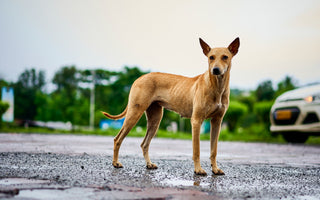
[130,72,201,118]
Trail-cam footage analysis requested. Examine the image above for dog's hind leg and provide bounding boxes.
[112,106,145,168]
[141,102,163,169]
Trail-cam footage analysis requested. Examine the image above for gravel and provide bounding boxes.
[1,152,319,199]
[0,133,320,199]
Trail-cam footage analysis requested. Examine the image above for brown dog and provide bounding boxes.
[102,37,240,175]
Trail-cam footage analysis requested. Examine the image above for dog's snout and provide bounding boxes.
[212,67,221,75]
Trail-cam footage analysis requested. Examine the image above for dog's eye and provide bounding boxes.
[209,56,215,60]
[222,55,228,60]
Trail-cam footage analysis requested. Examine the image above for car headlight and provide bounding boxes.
[305,96,313,103]
[305,94,320,103]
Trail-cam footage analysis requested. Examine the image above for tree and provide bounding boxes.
[46,66,148,127]
[256,80,275,101]
[17,68,45,90]
[0,101,9,128]
[50,66,83,125]
[0,79,9,89]
[0,101,9,117]
[53,66,79,95]
[276,76,297,97]
[13,69,46,120]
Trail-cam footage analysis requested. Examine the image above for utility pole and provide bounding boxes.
[89,70,95,130]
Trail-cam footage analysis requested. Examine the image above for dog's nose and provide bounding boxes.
[212,67,221,75]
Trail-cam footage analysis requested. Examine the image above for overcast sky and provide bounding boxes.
[0,0,319,90]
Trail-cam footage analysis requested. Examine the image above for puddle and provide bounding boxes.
[0,178,51,185]
[162,178,210,187]
[0,178,95,200]
[18,188,95,200]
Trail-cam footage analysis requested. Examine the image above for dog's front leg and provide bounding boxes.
[191,117,207,176]
[210,116,225,175]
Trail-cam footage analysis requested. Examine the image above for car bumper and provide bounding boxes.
[270,101,320,134]
[270,123,320,134]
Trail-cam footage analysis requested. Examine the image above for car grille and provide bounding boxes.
[273,107,300,125]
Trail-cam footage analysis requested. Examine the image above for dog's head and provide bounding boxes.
[199,38,240,76]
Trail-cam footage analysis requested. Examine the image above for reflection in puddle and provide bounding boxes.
[18,188,95,200]
[163,178,209,187]
[0,178,51,185]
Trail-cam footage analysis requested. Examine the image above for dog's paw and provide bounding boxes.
[212,168,225,175]
[194,168,207,176]
[112,161,123,168]
[146,163,158,170]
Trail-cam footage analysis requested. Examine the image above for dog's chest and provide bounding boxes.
[204,94,228,118]
[205,103,223,118]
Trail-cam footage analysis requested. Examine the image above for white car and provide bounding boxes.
[270,84,320,143]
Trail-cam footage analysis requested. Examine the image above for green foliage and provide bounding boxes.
[0,79,9,89]
[218,124,284,143]
[224,101,248,131]
[161,110,179,129]
[238,94,255,112]
[53,66,78,94]
[253,101,274,128]
[256,80,274,101]
[0,101,9,128]
[13,68,45,120]
[238,113,258,128]
[8,66,148,127]
[34,91,50,121]
[275,75,297,97]
[0,101,9,117]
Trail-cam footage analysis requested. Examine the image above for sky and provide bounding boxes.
[0,0,320,90]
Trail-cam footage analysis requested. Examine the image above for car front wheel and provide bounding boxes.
[282,132,309,143]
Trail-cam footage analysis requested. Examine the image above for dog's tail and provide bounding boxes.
[101,106,127,120]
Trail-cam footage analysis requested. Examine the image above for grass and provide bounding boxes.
[0,123,319,145]
[306,136,320,145]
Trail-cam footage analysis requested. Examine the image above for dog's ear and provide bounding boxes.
[199,38,211,56]
[228,37,240,56]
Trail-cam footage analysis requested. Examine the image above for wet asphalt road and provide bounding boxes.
[0,133,320,200]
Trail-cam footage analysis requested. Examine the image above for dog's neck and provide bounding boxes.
[205,69,230,95]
